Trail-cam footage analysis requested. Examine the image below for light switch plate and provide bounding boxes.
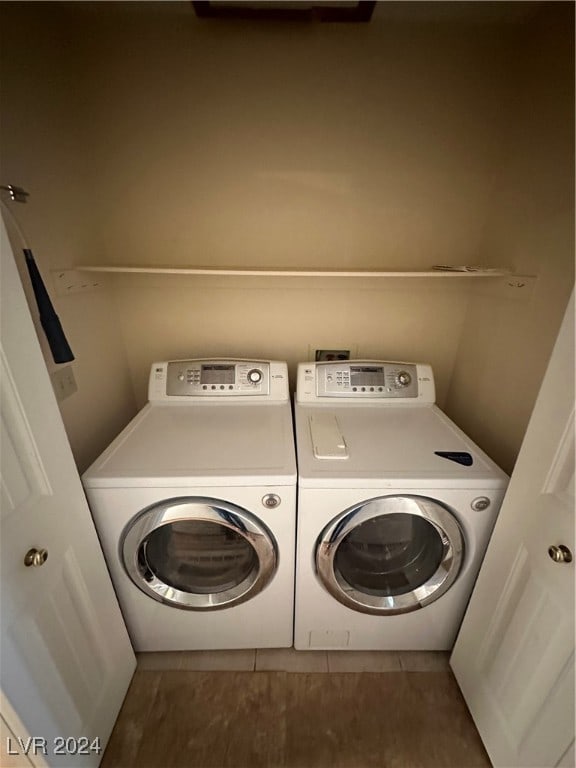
[51,365,77,401]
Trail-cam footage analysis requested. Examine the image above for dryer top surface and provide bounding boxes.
[295,403,508,489]
[83,401,296,488]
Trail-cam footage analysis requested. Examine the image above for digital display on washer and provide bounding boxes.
[201,364,235,385]
[350,366,385,387]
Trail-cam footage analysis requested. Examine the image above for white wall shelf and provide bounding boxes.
[75,265,534,280]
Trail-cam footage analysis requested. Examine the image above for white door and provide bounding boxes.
[0,217,136,767]
[451,291,575,768]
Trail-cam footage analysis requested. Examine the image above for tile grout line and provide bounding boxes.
[137,650,451,673]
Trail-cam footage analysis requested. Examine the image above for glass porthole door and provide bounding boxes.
[316,496,464,615]
[122,497,277,610]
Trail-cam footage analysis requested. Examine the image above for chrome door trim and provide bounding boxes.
[122,497,277,610]
[316,495,464,615]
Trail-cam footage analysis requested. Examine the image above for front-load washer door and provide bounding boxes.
[122,497,277,610]
[316,495,464,615]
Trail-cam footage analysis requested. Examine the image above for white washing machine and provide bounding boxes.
[82,359,296,651]
[294,360,508,651]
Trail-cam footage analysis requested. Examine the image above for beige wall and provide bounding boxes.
[81,5,520,271]
[111,274,470,408]
[445,3,575,473]
[0,5,137,472]
[81,3,527,410]
[1,2,573,472]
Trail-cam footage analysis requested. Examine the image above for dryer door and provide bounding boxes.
[316,495,464,615]
[122,497,277,610]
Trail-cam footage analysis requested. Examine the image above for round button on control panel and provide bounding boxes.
[247,368,263,384]
[396,371,412,388]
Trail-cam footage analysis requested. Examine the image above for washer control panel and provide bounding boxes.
[318,362,418,398]
[148,359,290,401]
[296,361,435,403]
[166,361,269,396]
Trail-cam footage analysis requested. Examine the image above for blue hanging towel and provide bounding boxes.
[24,248,74,364]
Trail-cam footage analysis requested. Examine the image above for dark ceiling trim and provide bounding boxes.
[191,2,376,23]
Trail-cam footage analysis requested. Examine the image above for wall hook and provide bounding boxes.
[0,185,29,203]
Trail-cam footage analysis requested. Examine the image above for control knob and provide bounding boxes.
[247,368,263,385]
[396,371,412,388]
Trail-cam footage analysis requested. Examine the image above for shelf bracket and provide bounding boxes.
[52,269,105,295]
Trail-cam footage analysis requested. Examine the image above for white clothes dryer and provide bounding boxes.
[82,359,296,651]
[294,360,508,651]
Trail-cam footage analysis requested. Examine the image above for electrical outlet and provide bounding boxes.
[315,349,350,362]
[307,345,358,361]
[52,269,103,296]
[51,365,78,401]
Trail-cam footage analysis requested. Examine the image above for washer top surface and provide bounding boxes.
[294,361,507,489]
[84,401,296,488]
[295,403,507,489]
[83,359,296,488]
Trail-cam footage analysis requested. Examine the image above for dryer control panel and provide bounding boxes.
[296,361,436,404]
[149,359,289,401]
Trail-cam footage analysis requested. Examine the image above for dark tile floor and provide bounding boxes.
[102,652,490,768]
